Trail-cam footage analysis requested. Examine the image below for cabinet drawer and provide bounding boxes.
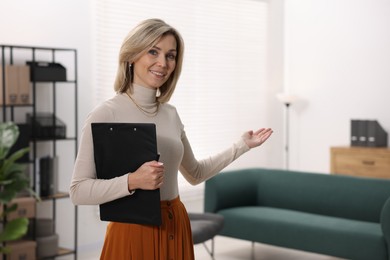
[331,147,390,179]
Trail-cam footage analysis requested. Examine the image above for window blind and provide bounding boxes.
[91,0,268,200]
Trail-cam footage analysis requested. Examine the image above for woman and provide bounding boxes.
[70,18,273,259]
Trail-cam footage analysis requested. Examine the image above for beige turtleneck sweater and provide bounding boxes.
[70,85,250,204]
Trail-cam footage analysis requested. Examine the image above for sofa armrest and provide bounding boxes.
[380,196,390,260]
[204,169,259,213]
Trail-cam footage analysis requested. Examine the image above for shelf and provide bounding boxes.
[39,247,75,260]
[32,80,77,84]
[33,137,77,142]
[1,44,78,259]
[58,247,76,256]
[0,44,77,51]
[41,192,70,200]
[0,103,34,108]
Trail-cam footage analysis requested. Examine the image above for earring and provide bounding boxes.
[156,88,161,97]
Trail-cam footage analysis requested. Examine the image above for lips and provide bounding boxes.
[150,70,166,78]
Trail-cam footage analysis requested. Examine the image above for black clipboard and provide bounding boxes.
[91,123,161,225]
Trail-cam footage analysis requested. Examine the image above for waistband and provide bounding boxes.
[160,196,181,208]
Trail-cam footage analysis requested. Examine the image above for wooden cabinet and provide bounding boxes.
[330,147,390,179]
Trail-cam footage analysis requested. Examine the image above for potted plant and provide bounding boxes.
[0,122,37,254]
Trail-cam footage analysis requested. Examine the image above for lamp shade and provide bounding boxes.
[276,93,298,105]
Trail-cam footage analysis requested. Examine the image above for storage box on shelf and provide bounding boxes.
[0,65,31,105]
[26,61,66,82]
[2,240,37,260]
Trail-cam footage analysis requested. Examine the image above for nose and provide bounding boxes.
[156,55,167,68]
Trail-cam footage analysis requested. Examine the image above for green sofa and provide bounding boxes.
[204,168,390,260]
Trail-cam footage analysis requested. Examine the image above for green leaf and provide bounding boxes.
[0,218,29,242]
[0,177,29,204]
[26,187,41,202]
[7,147,29,165]
[0,122,19,160]
[0,149,29,180]
[1,203,18,217]
[0,191,26,204]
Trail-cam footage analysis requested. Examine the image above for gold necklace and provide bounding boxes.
[126,92,159,117]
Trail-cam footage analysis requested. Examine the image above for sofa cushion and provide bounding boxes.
[219,206,387,260]
[255,169,390,223]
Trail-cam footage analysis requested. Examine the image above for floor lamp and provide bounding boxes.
[277,93,297,170]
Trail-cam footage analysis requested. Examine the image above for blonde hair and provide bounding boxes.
[114,18,184,103]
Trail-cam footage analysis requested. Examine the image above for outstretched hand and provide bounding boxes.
[242,128,273,149]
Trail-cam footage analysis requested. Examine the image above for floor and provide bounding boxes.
[195,236,346,260]
[76,235,346,260]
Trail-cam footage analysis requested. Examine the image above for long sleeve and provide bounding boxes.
[179,130,250,185]
[69,102,132,205]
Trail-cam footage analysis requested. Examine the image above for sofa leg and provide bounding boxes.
[202,238,216,259]
[211,238,215,257]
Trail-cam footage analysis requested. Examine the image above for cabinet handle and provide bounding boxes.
[362,160,375,166]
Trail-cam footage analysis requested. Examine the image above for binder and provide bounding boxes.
[39,156,59,197]
[91,123,161,225]
[367,120,388,147]
[357,120,368,146]
[350,120,360,146]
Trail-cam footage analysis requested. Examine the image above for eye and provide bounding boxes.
[166,53,176,61]
[148,49,158,56]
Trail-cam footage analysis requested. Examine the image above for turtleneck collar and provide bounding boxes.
[130,84,158,110]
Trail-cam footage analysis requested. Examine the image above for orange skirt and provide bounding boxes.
[100,196,195,260]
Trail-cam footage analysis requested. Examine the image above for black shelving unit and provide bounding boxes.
[1,44,78,259]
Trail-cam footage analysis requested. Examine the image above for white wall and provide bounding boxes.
[284,0,390,173]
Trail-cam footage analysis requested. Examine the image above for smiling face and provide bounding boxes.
[132,34,177,89]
